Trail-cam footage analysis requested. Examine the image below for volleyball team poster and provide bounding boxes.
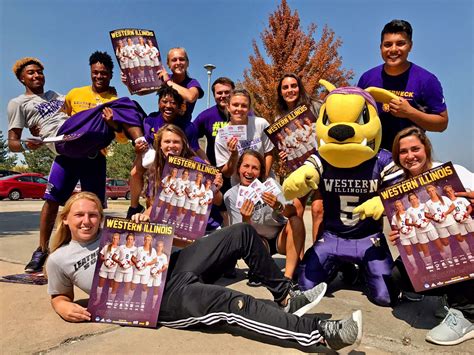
[150,156,219,241]
[110,28,164,95]
[379,162,474,292]
[88,217,174,328]
[265,104,318,171]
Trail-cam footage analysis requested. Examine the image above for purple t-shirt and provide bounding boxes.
[143,112,200,152]
[193,105,229,166]
[170,74,204,122]
[357,62,447,151]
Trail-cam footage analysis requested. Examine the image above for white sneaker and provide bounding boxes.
[142,147,156,169]
[426,307,474,345]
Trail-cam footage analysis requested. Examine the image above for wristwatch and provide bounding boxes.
[273,201,284,214]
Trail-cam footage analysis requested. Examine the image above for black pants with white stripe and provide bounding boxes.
[158,223,323,347]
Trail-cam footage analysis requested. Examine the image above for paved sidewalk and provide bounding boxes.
[0,200,472,354]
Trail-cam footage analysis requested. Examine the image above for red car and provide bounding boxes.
[0,173,48,200]
[106,178,131,200]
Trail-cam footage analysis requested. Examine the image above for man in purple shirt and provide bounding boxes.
[358,19,448,151]
[193,77,235,166]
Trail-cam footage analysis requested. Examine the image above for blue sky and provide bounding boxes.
[1,0,472,170]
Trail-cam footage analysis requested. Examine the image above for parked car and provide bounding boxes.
[106,178,130,200]
[0,170,20,178]
[0,173,48,200]
[68,179,130,200]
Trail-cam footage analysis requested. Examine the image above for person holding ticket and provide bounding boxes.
[224,150,305,284]
[215,89,274,186]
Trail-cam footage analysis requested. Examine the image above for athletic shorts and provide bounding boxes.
[170,195,186,208]
[400,234,419,246]
[148,274,163,287]
[99,269,117,279]
[184,199,199,211]
[114,270,133,283]
[197,203,209,215]
[458,219,474,235]
[436,223,460,238]
[159,192,173,203]
[44,154,106,206]
[132,272,151,285]
[416,229,440,244]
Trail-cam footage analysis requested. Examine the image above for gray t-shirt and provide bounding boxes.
[224,178,289,239]
[215,116,274,185]
[7,90,68,140]
[46,236,100,296]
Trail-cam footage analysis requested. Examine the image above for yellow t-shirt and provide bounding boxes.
[64,86,128,144]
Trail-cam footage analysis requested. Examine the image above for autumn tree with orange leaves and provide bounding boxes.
[243,0,353,122]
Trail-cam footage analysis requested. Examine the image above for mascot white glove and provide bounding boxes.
[283,164,320,200]
[353,196,384,220]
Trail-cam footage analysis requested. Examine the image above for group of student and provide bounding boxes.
[6,19,473,349]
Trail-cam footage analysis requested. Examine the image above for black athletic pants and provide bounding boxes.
[392,257,474,321]
[158,223,324,347]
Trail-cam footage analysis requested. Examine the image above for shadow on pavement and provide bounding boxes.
[1,211,41,237]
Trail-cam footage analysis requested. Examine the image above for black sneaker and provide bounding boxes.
[126,204,145,219]
[320,310,363,350]
[223,268,237,279]
[434,295,449,319]
[283,282,327,317]
[25,247,48,273]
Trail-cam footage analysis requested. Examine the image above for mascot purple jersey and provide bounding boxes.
[306,150,400,239]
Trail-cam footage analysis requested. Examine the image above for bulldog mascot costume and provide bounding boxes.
[283,80,401,306]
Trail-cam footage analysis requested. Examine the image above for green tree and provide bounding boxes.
[0,130,17,169]
[243,0,353,121]
[106,141,135,179]
[21,146,56,175]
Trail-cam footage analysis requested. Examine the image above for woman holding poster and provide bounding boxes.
[147,124,223,235]
[223,150,305,282]
[389,126,474,346]
[275,73,323,243]
[158,47,203,121]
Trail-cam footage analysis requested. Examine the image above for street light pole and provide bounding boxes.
[204,64,216,108]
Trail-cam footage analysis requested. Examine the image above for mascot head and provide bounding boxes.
[316,80,398,168]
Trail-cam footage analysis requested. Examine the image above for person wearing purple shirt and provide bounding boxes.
[193,77,235,166]
[357,19,448,151]
[126,86,203,219]
[158,47,204,122]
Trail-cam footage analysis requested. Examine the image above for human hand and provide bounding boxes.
[261,191,278,209]
[59,303,91,322]
[131,213,150,223]
[389,97,414,118]
[387,229,400,246]
[134,137,149,154]
[226,136,238,153]
[279,150,288,163]
[213,173,223,191]
[158,68,170,82]
[240,199,255,222]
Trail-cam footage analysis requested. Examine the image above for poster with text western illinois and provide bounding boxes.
[88,217,173,328]
[379,162,474,292]
[110,28,164,95]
